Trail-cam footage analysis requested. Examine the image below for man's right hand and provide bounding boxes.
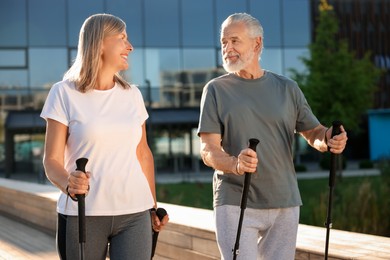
[236,148,258,175]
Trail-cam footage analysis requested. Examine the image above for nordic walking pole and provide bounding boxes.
[232,138,260,260]
[75,158,88,260]
[324,121,342,260]
[151,207,168,259]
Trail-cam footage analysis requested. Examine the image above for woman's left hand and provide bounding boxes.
[151,210,169,232]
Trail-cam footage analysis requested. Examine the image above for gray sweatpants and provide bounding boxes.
[61,210,152,260]
[215,205,299,260]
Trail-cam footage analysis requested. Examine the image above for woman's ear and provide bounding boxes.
[100,40,105,56]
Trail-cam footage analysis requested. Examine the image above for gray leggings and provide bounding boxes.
[215,205,299,260]
[57,210,152,260]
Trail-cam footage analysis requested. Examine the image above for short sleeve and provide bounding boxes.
[294,83,320,132]
[197,83,222,136]
[40,82,69,126]
[132,85,149,123]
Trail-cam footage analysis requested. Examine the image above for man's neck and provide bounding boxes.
[234,67,264,79]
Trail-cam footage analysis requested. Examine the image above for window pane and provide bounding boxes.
[28,0,66,46]
[217,48,223,67]
[182,49,216,70]
[182,49,221,107]
[182,0,214,47]
[144,49,161,89]
[70,48,77,67]
[67,0,104,46]
[144,0,179,47]
[106,0,143,47]
[29,48,68,88]
[0,70,28,87]
[283,0,311,47]
[157,49,181,71]
[261,48,283,75]
[145,48,180,87]
[0,0,27,46]
[145,48,181,104]
[0,49,26,67]
[122,48,156,104]
[284,48,309,76]
[124,48,145,86]
[250,0,282,47]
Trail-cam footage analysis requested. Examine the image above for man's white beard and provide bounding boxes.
[222,50,255,73]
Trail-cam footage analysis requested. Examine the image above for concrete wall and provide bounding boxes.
[1,179,390,259]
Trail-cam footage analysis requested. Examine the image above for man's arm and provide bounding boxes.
[200,133,237,174]
[300,124,348,154]
[199,133,258,175]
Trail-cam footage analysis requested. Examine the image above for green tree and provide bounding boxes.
[290,0,381,132]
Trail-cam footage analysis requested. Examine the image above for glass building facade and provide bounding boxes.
[0,0,311,102]
[0,0,312,174]
[3,0,386,174]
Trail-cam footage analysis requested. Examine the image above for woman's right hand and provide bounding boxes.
[66,170,91,197]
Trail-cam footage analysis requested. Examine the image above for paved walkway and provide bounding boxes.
[0,215,57,260]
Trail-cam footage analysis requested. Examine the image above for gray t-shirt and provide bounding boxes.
[198,71,320,209]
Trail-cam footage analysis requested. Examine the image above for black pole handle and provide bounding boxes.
[327,120,342,152]
[241,138,260,209]
[325,121,342,260]
[76,158,88,173]
[75,158,88,244]
[151,208,168,259]
[329,121,342,188]
[233,138,259,260]
[156,207,167,220]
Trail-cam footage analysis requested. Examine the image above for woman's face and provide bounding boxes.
[101,29,133,72]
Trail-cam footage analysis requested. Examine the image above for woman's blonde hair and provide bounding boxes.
[63,13,130,92]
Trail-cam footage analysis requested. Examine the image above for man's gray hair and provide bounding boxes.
[221,13,264,39]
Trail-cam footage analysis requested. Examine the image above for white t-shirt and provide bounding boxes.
[40,80,155,216]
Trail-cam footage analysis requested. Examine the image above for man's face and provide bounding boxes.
[220,22,258,73]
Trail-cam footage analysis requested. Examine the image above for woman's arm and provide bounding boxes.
[137,123,156,208]
[42,119,70,193]
[137,123,169,231]
[42,119,89,196]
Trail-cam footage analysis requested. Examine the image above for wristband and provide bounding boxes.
[66,185,78,202]
[325,127,330,143]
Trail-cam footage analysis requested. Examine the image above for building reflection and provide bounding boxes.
[1,0,389,178]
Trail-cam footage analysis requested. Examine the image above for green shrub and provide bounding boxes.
[378,157,390,185]
[157,175,390,237]
[295,164,307,172]
[359,160,374,169]
[319,152,346,170]
[314,178,390,236]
